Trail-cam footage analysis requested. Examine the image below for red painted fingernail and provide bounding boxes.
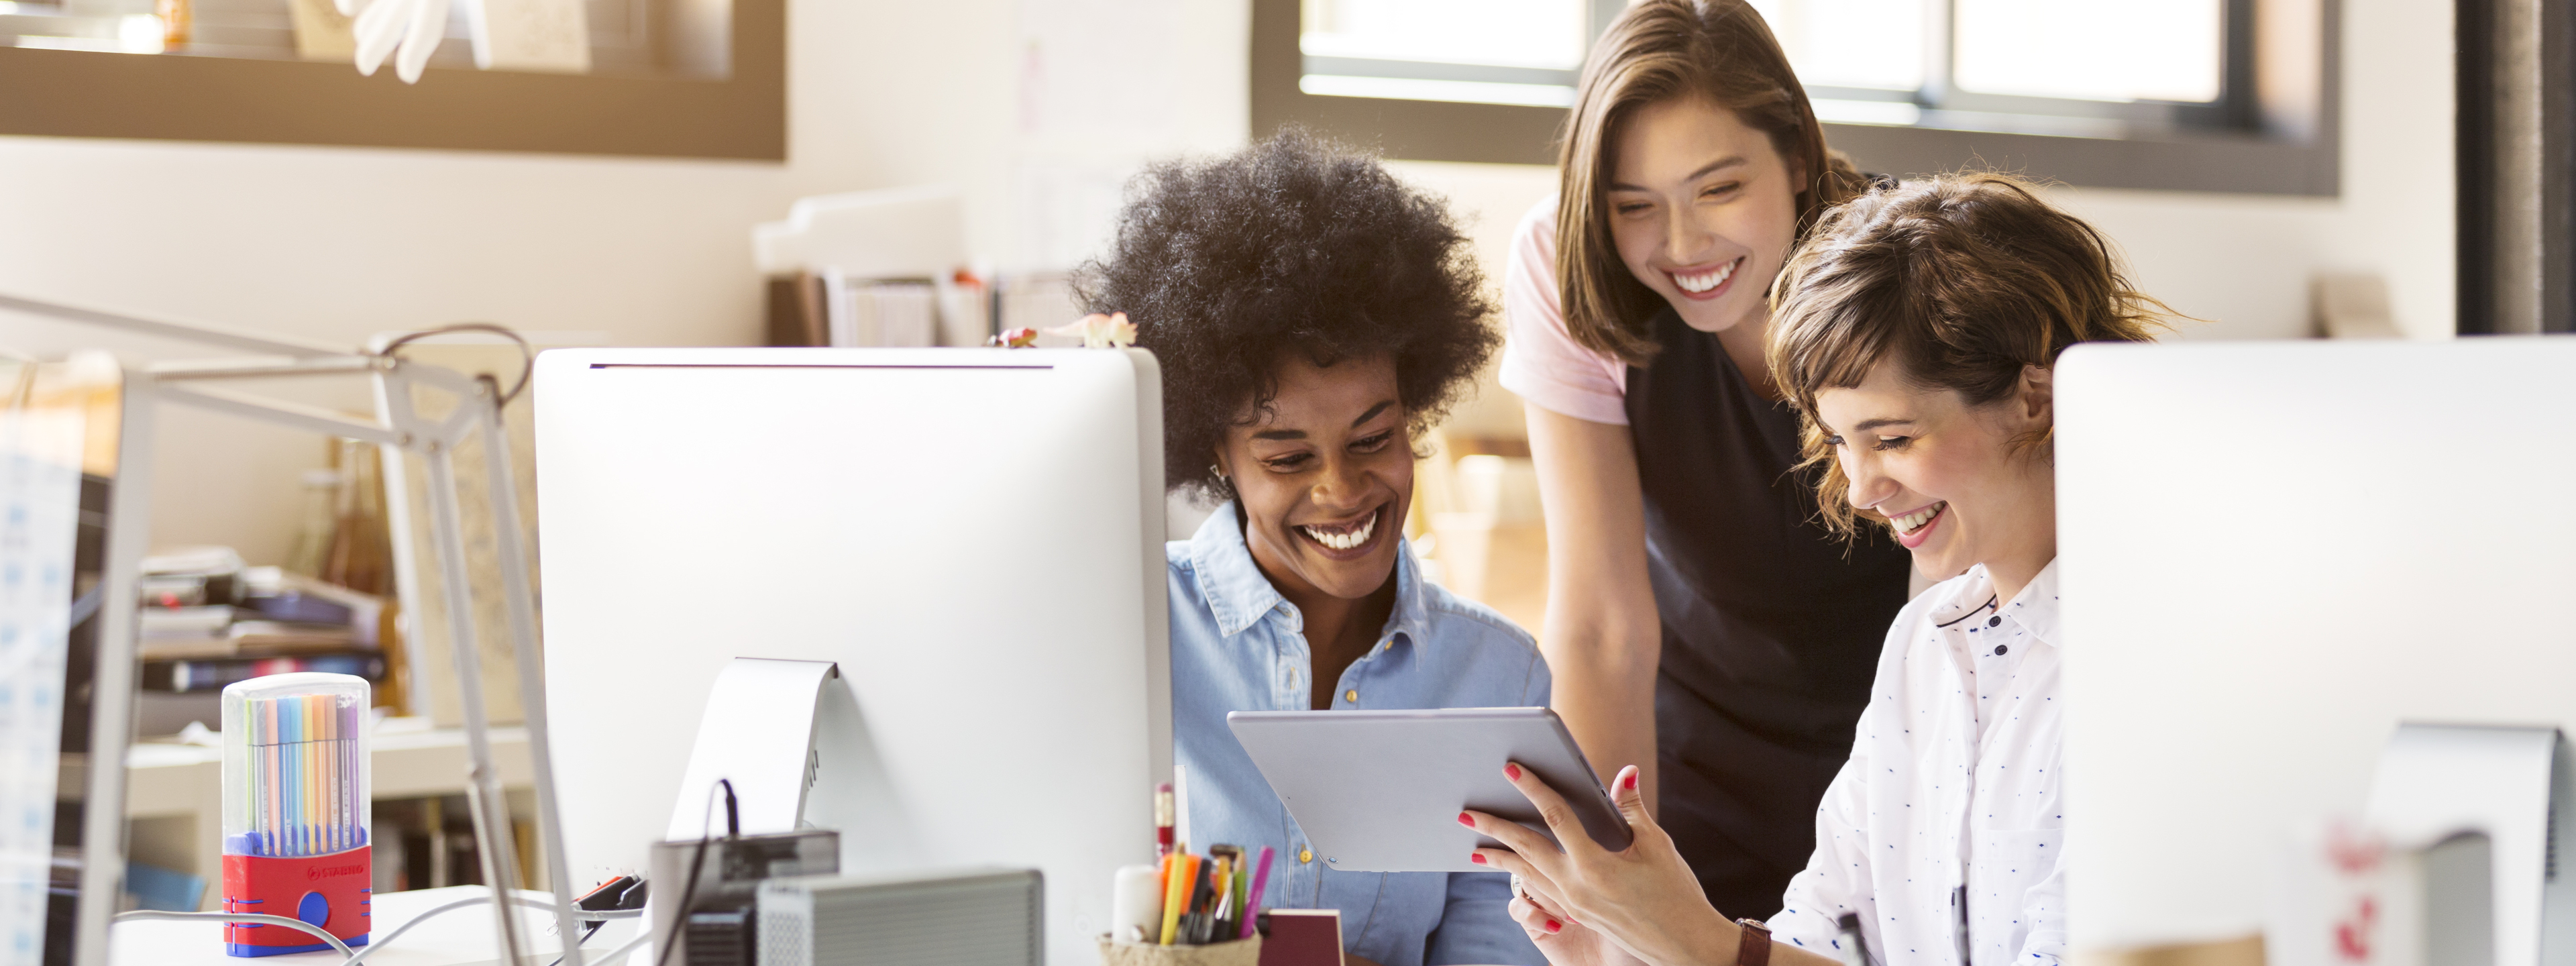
[1470,853,1487,865]
[1458,811,1474,826]
[1623,771,1638,791]
[1505,763,1522,781]
[1546,920,1562,934]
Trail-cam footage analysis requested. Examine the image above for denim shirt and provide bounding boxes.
[1169,503,1550,966]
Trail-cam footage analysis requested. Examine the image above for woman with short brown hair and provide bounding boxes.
[1499,0,1905,918]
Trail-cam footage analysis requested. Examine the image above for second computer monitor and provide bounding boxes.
[533,347,1171,966]
[2055,337,2576,957]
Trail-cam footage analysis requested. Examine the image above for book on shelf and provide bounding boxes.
[765,270,830,347]
[140,545,248,608]
[133,559,386,661]
[763,269,981,347]
[141,653,386,694]
[139,605,237,638]
[136,623,361,661]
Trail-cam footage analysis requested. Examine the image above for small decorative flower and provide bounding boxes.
[1044,312,1138,350]
[987,327,1039,348]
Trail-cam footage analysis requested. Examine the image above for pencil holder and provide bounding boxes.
[219,673,372,957]
[1096,934,1263,966]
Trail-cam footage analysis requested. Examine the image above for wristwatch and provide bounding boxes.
[1735,918,1772,966]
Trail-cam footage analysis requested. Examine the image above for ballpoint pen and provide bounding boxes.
[1184,856,1214,943]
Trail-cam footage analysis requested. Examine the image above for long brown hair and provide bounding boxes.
[1766,172,2173,538]
[1556,0,1864,366]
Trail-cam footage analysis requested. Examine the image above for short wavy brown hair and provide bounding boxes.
[1766,172,2171,537]
[1076,129,1497,502]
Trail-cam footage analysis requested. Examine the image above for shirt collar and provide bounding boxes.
[2001,558,2063,647]
[1185,500,1431,646]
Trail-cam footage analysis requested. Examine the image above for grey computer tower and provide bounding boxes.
[755,868,1043,966]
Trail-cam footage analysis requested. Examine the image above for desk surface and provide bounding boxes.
[109,886,643,966]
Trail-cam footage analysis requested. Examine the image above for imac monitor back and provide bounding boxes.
[2055,338,2576,953]
[534,348,1171,966]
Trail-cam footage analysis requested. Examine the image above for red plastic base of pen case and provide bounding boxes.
[221,847,372,957]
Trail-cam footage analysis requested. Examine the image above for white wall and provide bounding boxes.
[0,0,2445,561]
[0,0,1248,564]
[2065,0,2455,341]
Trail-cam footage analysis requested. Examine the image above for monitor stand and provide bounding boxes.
[2365,724,2576,966]
[665,657,921,874]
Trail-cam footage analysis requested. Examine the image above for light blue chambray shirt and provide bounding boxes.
[1169,503,1550,966]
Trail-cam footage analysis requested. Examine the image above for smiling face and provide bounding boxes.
[1605,96,1805,337]
[1216,353,1413,602]
[1813,359,2058,584]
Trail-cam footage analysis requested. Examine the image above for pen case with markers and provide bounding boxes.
[219,673,372,957]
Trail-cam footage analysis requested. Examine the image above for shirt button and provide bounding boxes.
[1987,616,2002,627]
[1298,847,1313,863]
[1994,645,2008,655]
[1344,690,1358,703]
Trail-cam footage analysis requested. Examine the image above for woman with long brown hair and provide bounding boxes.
[1497,0,1907,918]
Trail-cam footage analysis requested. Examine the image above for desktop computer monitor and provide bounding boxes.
[2054,338,2576,955]
[533,347,1171,966]
[1,360,135,966]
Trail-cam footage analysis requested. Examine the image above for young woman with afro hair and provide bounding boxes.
[1078,130,1548,966]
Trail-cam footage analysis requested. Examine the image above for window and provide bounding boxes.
[0,0,778,159]
[1759,0,2238,137]
[1298,0,1591,108]
[1254,0,2334,196]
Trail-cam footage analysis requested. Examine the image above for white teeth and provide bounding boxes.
[1892,502,1945,535]
[1674,260,1737,294]
[1300,513,1377,551]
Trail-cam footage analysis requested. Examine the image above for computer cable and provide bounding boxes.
[110,910,355,957]
[543,874,649,966]
[340,893,641,966]
[653,777,739,966]
[371,322,534,407]
[113,876,641,964]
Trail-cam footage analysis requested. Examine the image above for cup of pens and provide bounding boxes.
[219,673,372,957]
[1099,844,1273,966]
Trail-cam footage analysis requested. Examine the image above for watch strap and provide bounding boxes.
[1736,918,1772,966]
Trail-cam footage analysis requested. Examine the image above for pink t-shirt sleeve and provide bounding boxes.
[1498,195,1631,426]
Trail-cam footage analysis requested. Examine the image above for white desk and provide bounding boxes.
[108,886,643,966]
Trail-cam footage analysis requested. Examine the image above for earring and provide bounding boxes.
[1208,463,1226,480]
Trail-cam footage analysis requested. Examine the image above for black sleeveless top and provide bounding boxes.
[1621,307,1913,919]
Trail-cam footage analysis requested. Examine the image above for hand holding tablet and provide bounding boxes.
[1225,708,1632,873]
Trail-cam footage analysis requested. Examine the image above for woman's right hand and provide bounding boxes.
[1466,763,1740,966]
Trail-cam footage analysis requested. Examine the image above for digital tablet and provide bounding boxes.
[1225,707,1633,873]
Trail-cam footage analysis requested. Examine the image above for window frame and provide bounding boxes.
[0,0,782,160]
[1254,0,2337,197]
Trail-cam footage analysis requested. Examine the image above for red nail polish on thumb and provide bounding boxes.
[1622,771,1638,791]
[1546,920,1562,934]
[1470,853,1488,865]
[1504,763,1522,781]
[1458,811,1475,826]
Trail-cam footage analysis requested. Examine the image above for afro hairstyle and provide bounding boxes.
[1076,129,1497,502]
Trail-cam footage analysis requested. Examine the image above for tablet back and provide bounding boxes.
[1226,708,1632,873]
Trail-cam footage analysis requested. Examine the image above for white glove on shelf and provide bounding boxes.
[342,0,449,85]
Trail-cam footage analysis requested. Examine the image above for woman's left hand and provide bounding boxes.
[1509,884,1648,966]
[1464,763,1739,966]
